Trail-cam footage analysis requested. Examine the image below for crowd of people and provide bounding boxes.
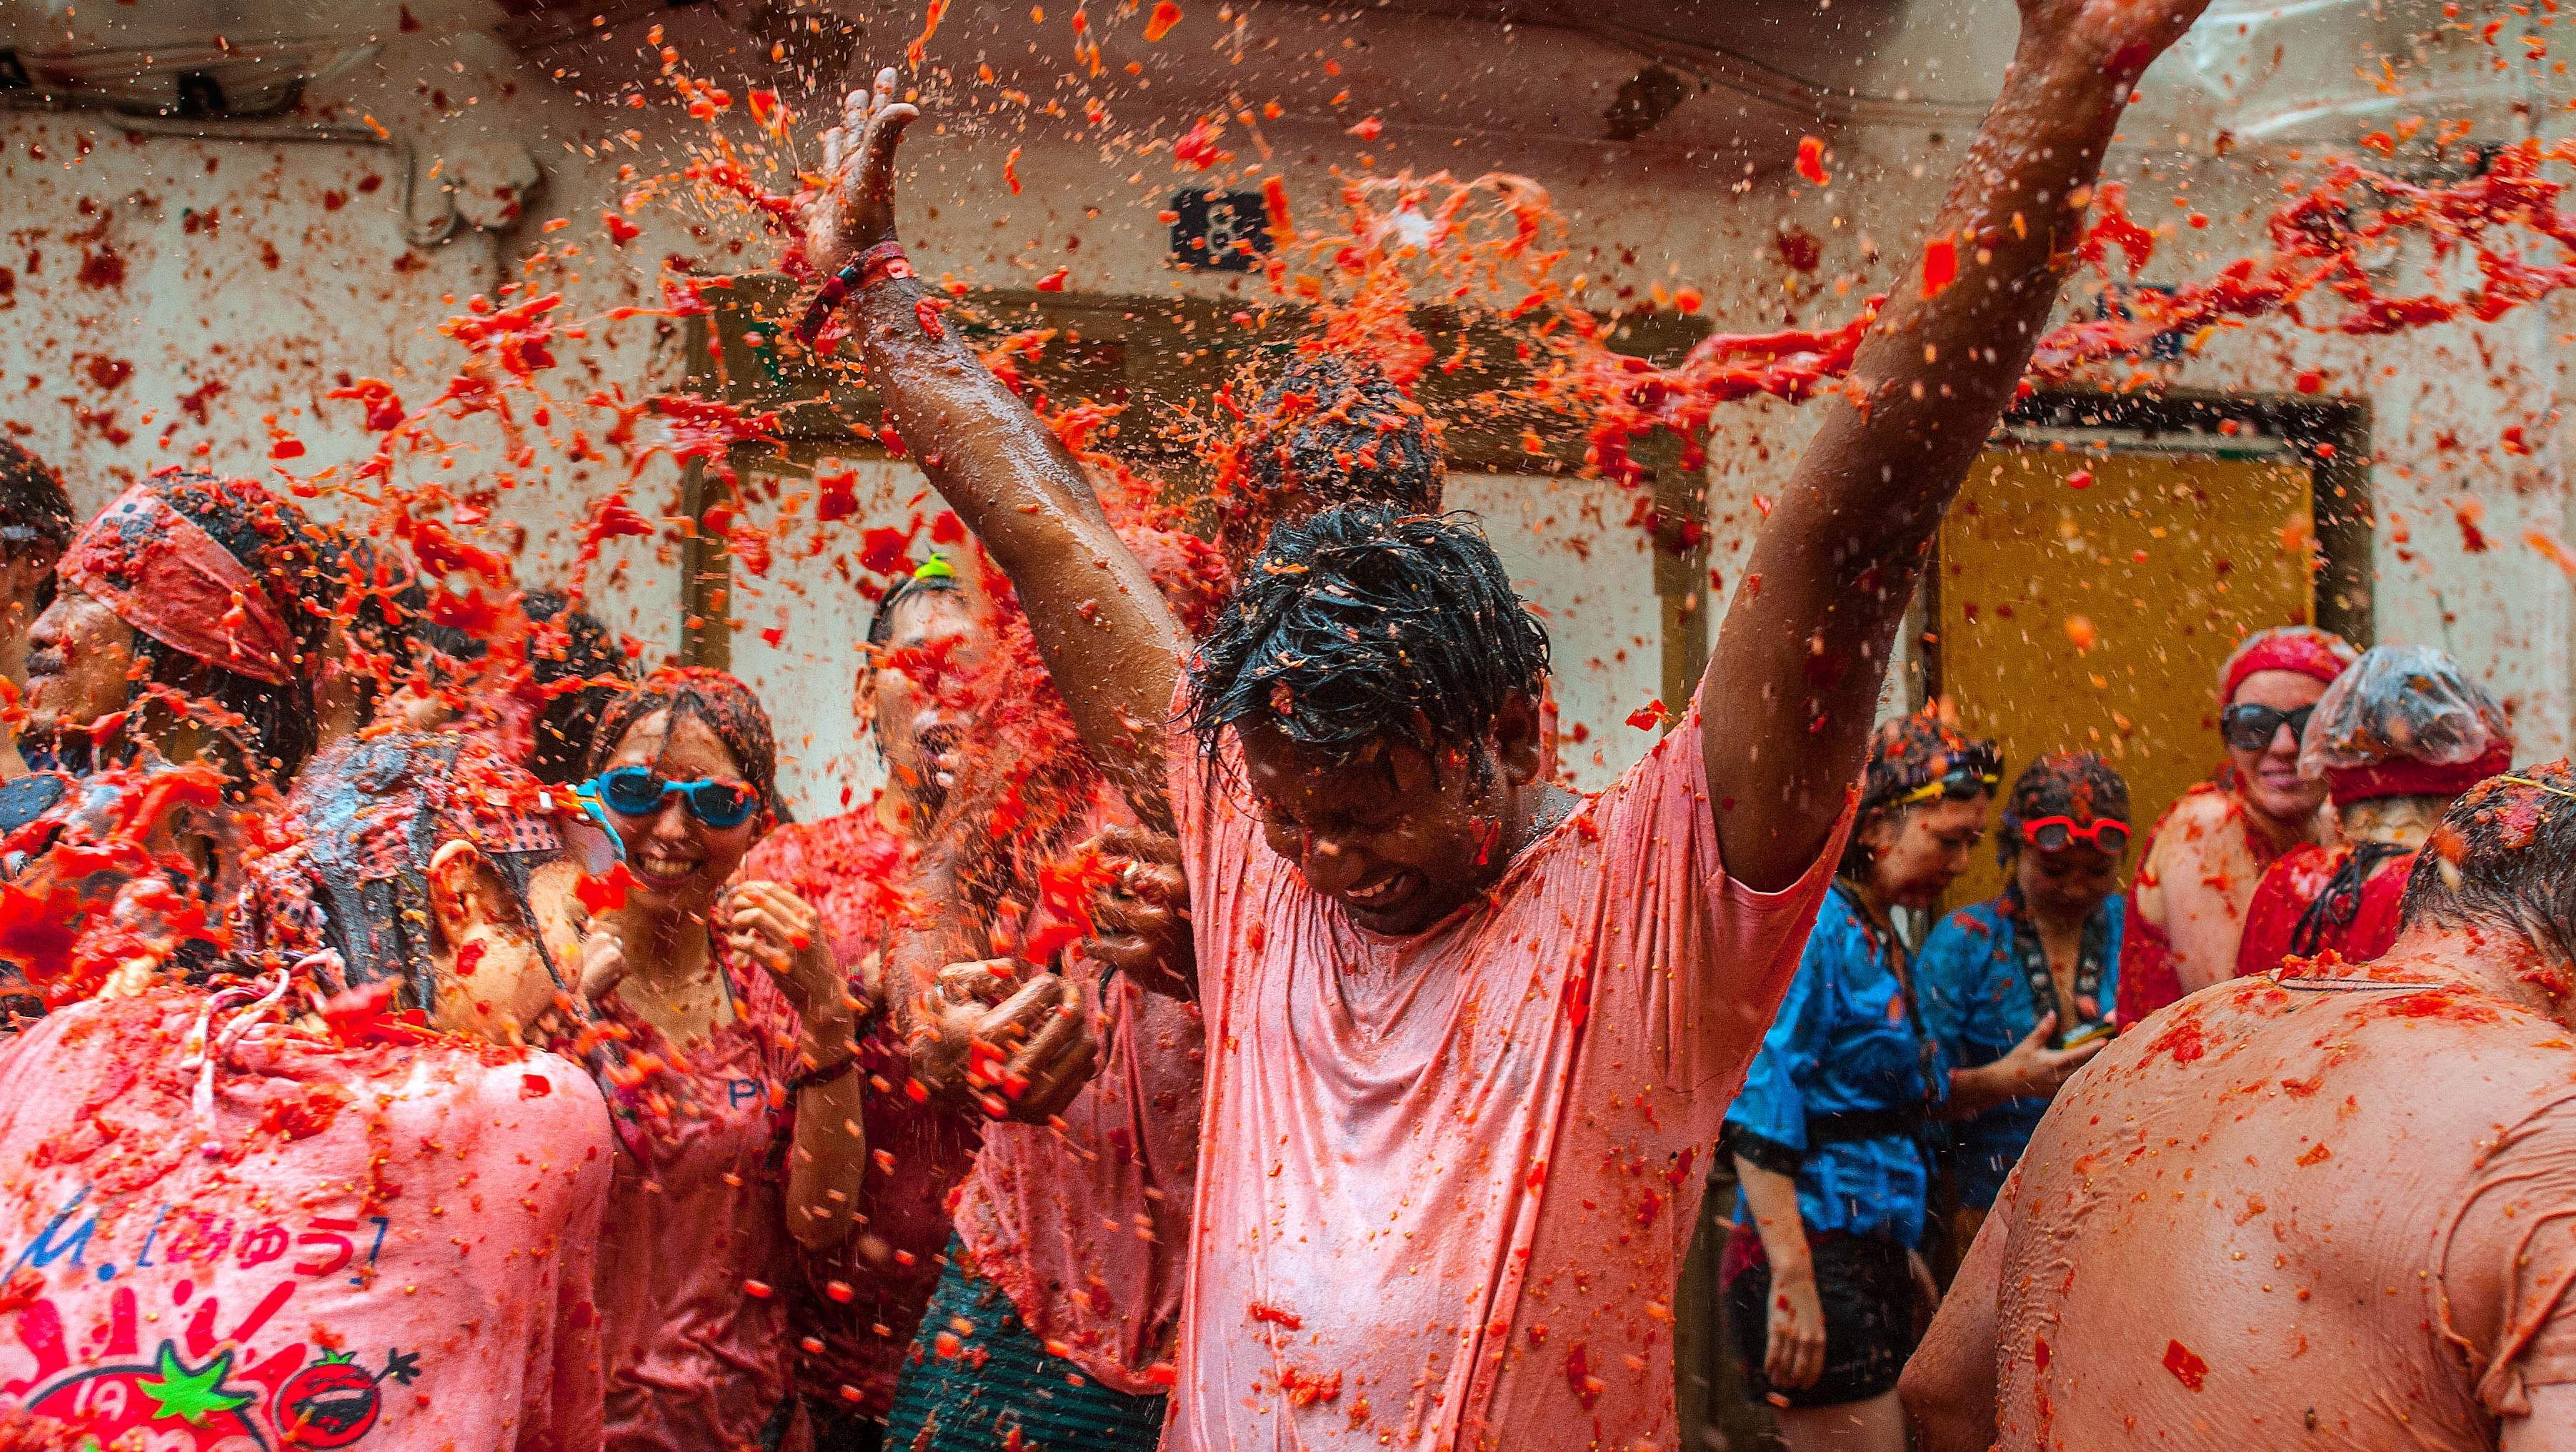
[1,0,2573,1449]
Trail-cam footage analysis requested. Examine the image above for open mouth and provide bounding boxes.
[630,851,703,888]
[299,1387,375,1432]
[1337,869,1420,919]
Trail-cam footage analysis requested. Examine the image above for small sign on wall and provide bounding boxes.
[1169,189,1272,272]
[2096,284,2187,362]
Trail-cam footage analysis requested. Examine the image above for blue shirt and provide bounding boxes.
[1915,893,2125,1209]
[1724,885,1944,1248]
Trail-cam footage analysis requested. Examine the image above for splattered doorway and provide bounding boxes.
[1928,395,2371,910]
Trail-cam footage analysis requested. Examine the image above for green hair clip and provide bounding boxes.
[912,552,957,582]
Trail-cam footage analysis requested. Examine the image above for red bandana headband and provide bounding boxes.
[2220,626,2357,702]
[61,483,300,687]
[2326,742,2514,808]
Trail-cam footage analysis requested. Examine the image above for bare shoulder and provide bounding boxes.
[2155,784,2246,845]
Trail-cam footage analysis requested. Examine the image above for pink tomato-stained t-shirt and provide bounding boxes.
[1164,707,1846,1452]
[590,958,812,1452]
[952,963,1205,1395]
[0,988,613,1452]
[741,812,982,1421]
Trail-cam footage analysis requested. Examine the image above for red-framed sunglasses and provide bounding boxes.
[2017,815,2132,854]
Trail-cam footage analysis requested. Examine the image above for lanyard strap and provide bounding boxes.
[2005,887,2107,1029]
[2288,840,2412,959]
[1831,880,1938,1105]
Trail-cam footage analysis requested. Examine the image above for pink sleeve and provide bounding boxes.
[2442,1090,2576,1417]
[1575,708,1850,1096]
[1166,712,1264,1004]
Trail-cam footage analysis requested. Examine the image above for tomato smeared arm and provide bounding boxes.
[809,71,1186,832]
[1699,0,2216,891]
[1900,1170,2012,1452]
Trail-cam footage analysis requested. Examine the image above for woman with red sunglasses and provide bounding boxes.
[1917,752,2132,1252]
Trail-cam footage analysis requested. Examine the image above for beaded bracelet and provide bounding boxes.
[793,242,917,348]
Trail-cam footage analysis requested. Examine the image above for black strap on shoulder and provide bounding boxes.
[2287,840,2412,958]
[2002,887,2109,1034]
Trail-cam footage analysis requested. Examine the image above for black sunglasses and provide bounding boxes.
[2220,702,2315,752]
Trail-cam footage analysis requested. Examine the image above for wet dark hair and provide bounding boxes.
[2398,760,2576,963]
[306,527,428,726]
[1842,706,2000,878]
[584,665,787,820]
[1997,751,2130,866]
[236,732,569,1011]
[865,566,962,650]
[1237,356,1444,516]
[89,472,329,791]
[1185,504,1549,767]
[0,439,74,610]
[523,590,632,787]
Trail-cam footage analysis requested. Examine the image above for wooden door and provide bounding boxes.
[1935,446,2315,907]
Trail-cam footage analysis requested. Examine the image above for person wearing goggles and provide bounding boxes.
[1719,706,1996,1448]
[1918,752,2134,1252]
[2232,645,2514,979]
[2115,625,2358,1025]
[570,666,874,1452]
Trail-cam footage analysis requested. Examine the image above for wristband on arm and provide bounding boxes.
[793,241,917,348]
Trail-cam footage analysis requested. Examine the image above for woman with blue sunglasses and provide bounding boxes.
[571,667,872,1452]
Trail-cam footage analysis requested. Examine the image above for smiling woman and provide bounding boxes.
[572,666,874,1452]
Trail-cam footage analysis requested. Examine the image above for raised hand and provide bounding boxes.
[799,67,919,275]
[724,879,847,1021]
[2016,0,2215,81]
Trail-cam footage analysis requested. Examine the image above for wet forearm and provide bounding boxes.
[849,278,1182,825]
[1733,1156,1817,1281]
[1775,45,2130,577]
[788,1006,869,1250]
[1943,1059,2027,1120]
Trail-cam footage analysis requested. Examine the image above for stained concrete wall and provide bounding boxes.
[1,0,2567,814]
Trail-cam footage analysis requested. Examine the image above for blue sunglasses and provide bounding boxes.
[591,765,761,830]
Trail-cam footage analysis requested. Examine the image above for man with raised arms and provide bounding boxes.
[797,0,2212,1441]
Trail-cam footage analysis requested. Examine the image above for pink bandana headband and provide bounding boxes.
[61,482,300,686]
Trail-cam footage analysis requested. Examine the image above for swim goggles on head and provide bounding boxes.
[589,765,761,830]
[2016,815,2132,854]
[1894,765,2002,807]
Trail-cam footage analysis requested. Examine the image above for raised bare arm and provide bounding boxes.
[1701,0,2212,890]
[802,74,1187,830]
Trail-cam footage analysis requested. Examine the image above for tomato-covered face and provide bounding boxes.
[24,588,137,737]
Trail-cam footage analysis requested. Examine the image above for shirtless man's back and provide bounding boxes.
[1907,767,2576,1452]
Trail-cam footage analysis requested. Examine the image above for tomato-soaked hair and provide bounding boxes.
[1240,356,1444,511]
[2399,759,2576,960]
[0,438,75,591]
[523,589,633,787]
[1997,751,2130,867]
[59,469,329,790]
[583,665,787,820]
[232,732,569,1010]
[1185,504,1548,768]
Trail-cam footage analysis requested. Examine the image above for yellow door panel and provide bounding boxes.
[1935,447,2315,909]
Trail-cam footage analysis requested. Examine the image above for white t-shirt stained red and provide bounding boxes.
[0,989,614,1452]
[1165,710,1846,1451]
